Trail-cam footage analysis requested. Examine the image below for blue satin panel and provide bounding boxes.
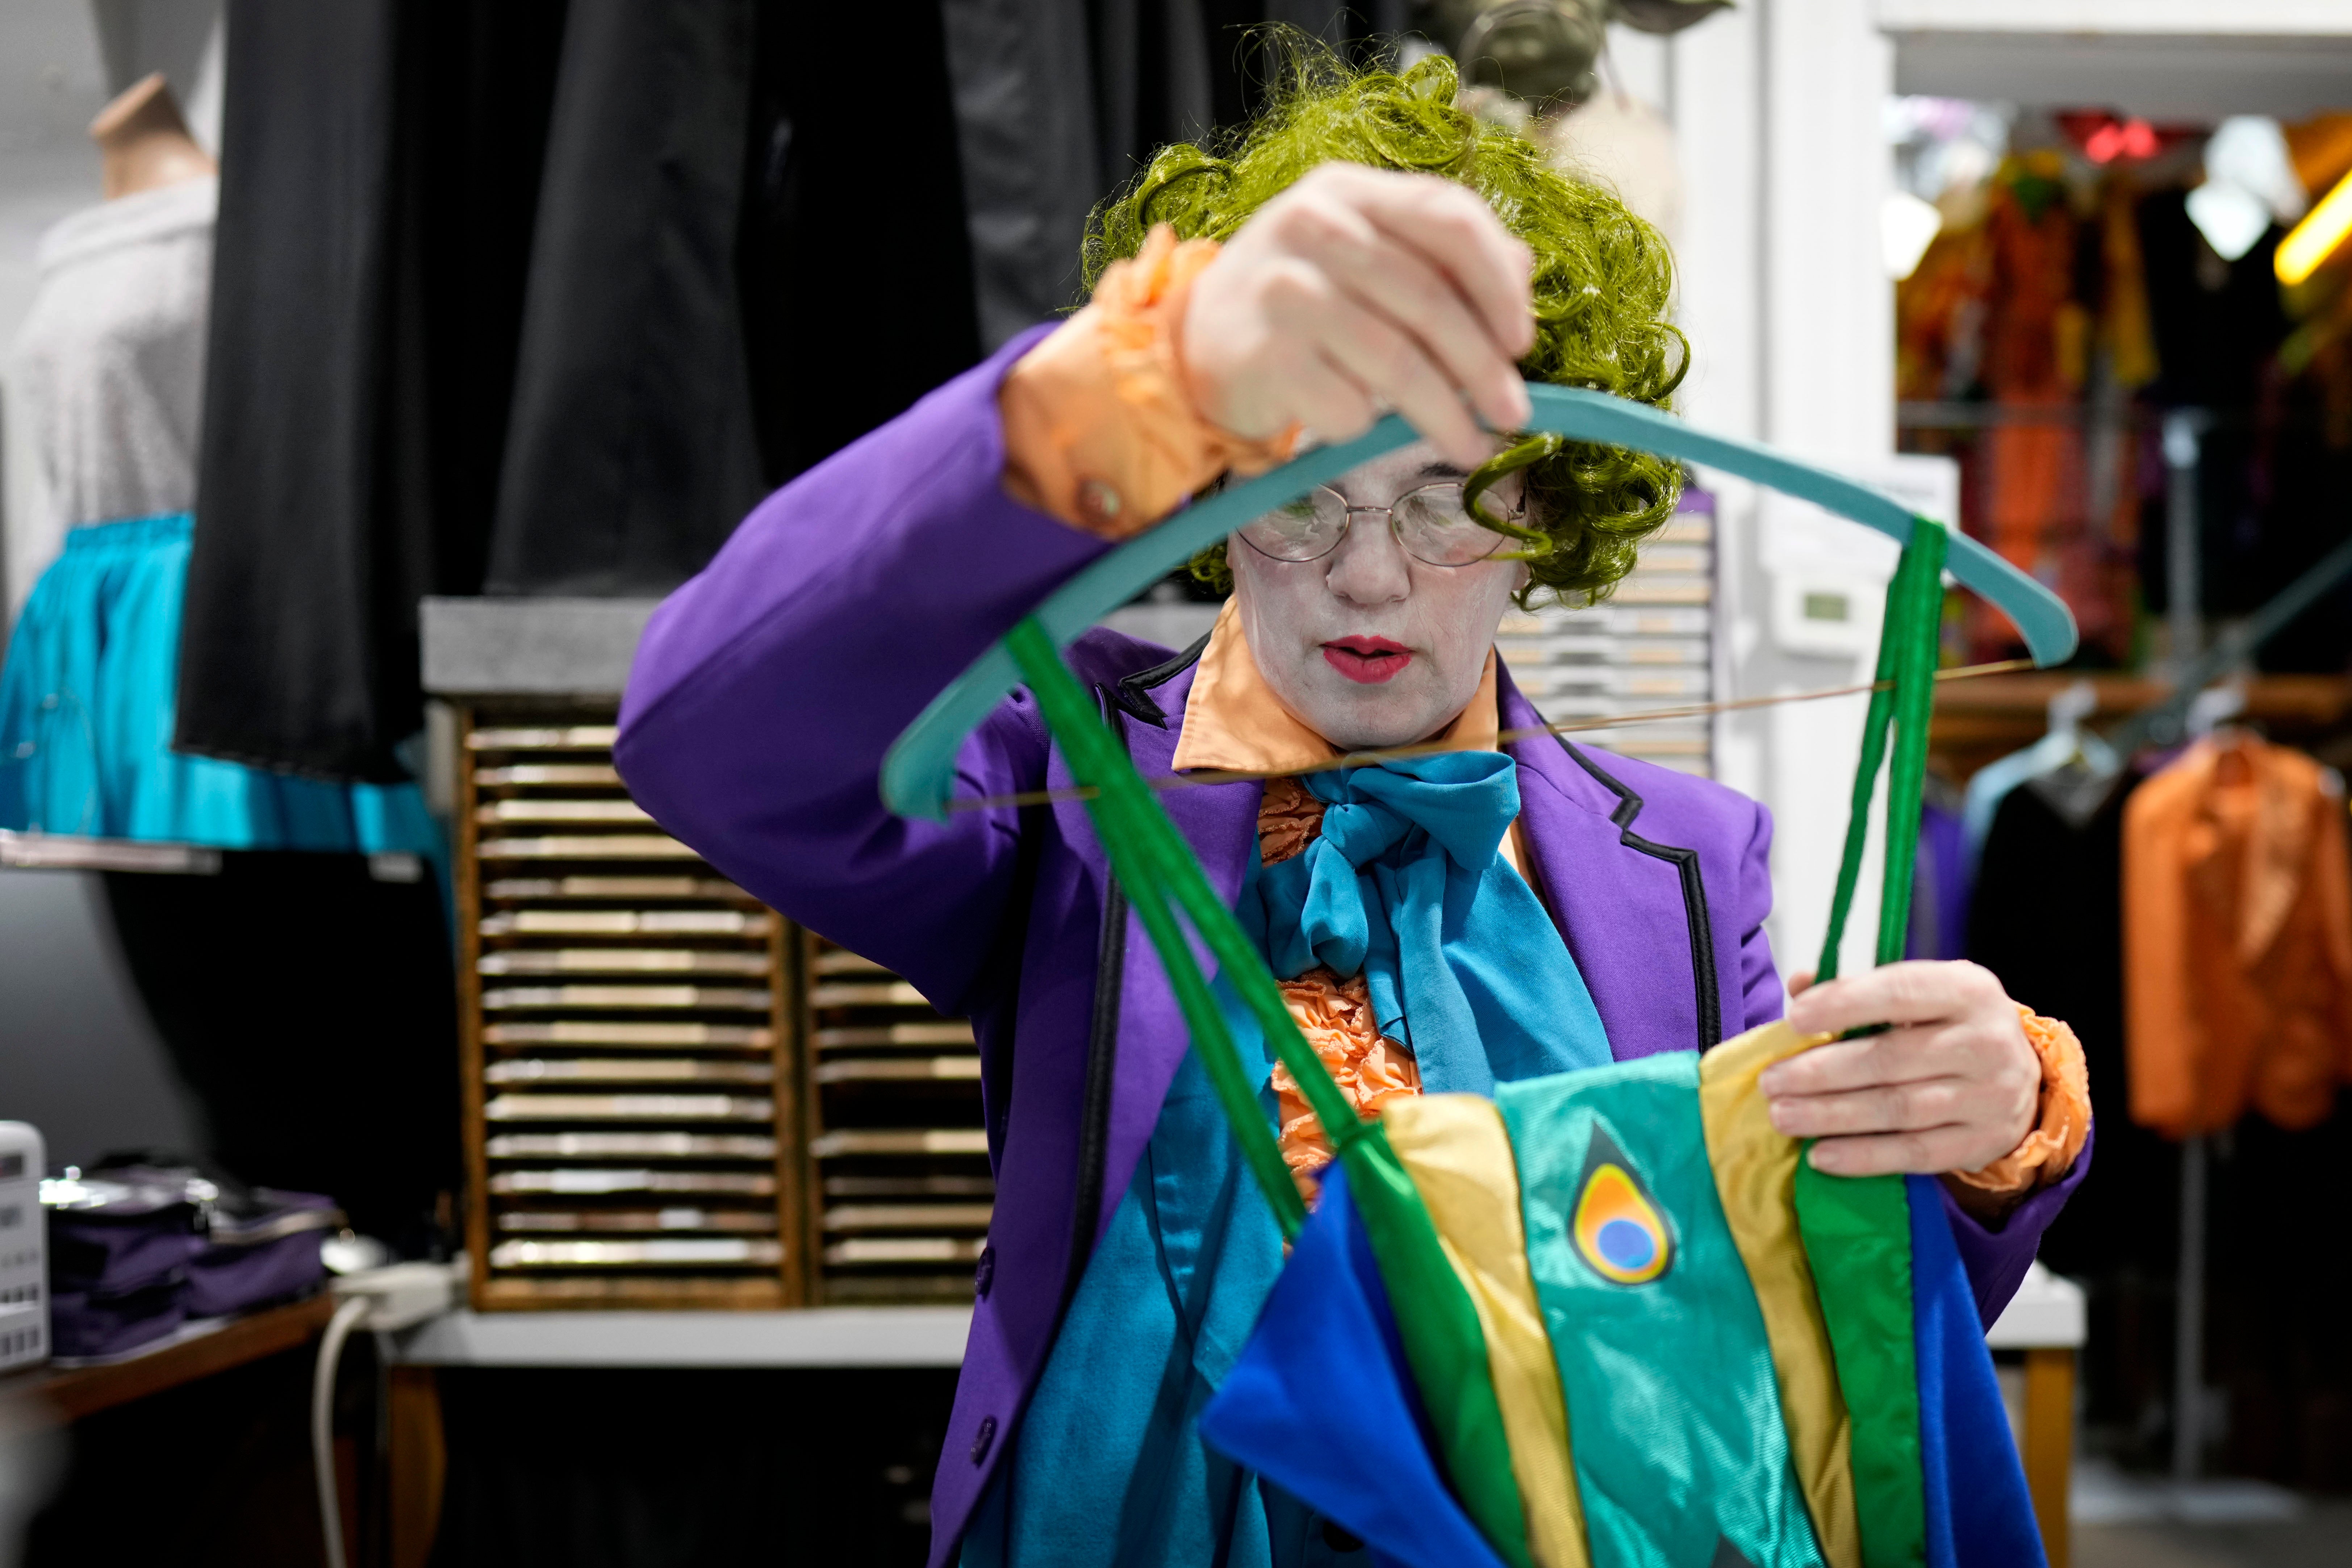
[1906,1175,2047,1568]
[1198,1160,1514,1568]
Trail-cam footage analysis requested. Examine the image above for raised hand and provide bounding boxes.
[1181,163,1536,472]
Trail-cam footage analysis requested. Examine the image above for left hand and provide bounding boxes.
[1761,960,2039,1177]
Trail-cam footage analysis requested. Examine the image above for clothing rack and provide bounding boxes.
[2084,413,2352,1482]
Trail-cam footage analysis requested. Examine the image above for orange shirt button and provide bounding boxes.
[1075,477,1125,532]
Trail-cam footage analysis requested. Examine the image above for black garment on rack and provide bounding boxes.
[1969,777,2168,1276]
[939,0,1409,348]
[180,0,988,781]
[1967,775,2175,1452]
[180,0,410,781]
[180,0,569,781]
[738,0,983,480]
[485,1,766,595]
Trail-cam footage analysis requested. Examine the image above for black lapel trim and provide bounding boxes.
[1551,736,1722,1050]
[1058,685,1132,1314]
[1107,630,1212,727]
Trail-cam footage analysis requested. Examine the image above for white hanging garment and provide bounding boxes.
[5,174,216,618]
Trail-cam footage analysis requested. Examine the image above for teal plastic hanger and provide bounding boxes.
[882,381,2078,820]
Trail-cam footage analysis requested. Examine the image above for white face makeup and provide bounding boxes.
[1226,440,1530,752]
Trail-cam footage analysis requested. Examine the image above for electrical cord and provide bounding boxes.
[308,1260,460,1568]
[311,1295,372,1568]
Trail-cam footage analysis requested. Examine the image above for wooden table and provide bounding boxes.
[0,1294,338,1426]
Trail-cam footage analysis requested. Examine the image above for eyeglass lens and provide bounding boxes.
[1237,485,1512,567]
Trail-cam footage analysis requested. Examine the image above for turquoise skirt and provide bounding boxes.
[0,513,440,855]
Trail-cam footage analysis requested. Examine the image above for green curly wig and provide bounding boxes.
[1085,43,1688,607]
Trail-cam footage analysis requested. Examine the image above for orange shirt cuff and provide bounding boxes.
[1946,1006,2092,1202]
[998,223,1299,539]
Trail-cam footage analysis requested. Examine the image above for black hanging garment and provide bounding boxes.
[485,1,767,594]
[178,0,1411,782]
[177,0,412,781]
[177,0,568,781]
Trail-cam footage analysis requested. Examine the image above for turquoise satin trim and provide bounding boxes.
[965,863,1343,1568]
[1244,750,1611,1095]
[0,512,445,860]
[883,381,2079,820]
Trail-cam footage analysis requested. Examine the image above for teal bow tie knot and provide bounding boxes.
[1241,749,1611,1096]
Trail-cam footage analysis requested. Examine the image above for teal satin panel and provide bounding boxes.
[1244,750,1610,1094]
[1499,1053,1828,1568]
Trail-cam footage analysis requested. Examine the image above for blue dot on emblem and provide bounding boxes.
[1597,1218,1655,1271]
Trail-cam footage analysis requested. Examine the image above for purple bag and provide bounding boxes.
[184,1186,341,1317]
[43,1163,344,1357]
[47,1279,187,1360]
[42,1170,198,1359]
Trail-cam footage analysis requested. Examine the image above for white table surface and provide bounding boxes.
[387,1306,971,1367]
[1985,1262,2086,1350]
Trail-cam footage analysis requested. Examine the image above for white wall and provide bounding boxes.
[1607,0,1898,985]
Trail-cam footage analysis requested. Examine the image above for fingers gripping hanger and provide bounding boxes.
[885,381,2076,1568]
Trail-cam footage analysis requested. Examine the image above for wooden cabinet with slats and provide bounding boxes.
[801,938,989,1303]
[453,701,984,1309]
[456,706,804,1308]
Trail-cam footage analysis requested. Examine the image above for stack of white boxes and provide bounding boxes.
[1494,489,1717,777]
[0,1122,45,1370]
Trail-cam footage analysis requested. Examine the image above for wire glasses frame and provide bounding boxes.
[1234,482,1528,569]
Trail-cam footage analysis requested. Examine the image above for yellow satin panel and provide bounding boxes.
[1382,1094,1589,1568]
[1697,1020,1861,1568]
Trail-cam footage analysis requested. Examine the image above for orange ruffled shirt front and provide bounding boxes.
[996,223,2087,1207]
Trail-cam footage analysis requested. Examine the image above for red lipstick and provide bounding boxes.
[1321,636,1412,685]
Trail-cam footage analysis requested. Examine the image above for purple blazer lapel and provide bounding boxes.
[1501,663,1719,1060]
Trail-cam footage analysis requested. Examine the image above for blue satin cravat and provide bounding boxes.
[1242,749,1612,1094]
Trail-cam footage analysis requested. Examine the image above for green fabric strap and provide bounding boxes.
[1002,618,1536,1568]
[1814,520,1950,983]
[1792,1161,1924,1568]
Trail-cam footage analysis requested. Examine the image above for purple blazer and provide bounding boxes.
[617,331,2085,1567]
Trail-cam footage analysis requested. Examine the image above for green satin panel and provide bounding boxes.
[1793,1162,1926,1568]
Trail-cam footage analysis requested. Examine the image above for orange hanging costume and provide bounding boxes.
[2123,734,2352,1136]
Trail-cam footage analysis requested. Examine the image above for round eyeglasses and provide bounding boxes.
[1234,482,1522,568]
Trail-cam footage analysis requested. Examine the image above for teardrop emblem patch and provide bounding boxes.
[1571,1126,1673,1285]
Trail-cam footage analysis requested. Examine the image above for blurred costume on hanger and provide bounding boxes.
[2123,732,2352,1137]
[0,78,435,856]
